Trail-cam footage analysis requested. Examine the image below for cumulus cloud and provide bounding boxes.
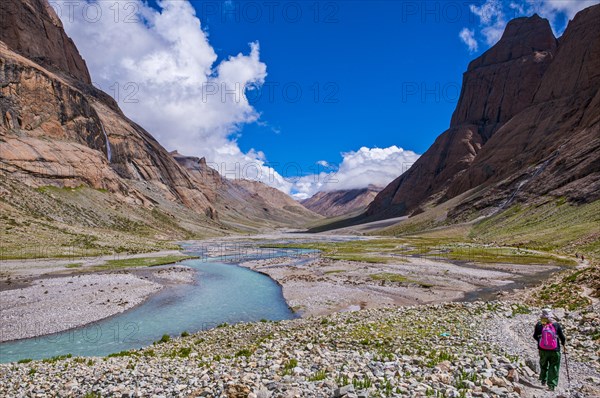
[459,0,599,51]
[54,1,422,198]
[53,0,292,189]
[459,28,478,52]
[292,146,420,200]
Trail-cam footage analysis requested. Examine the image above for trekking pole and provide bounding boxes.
[563,345,572,395]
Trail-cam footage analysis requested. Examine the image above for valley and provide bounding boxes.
[0,0,599,397]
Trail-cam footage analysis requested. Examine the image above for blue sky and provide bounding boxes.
[183,1,473,172]
[172,0,583,179]
[58,0,597,198]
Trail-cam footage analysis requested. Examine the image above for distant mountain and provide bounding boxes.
[0,0,318,257]
[316,6,599,238]
[301,186,381,218]
[171,152,321,231]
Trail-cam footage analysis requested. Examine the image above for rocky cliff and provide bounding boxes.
[0,0,91,83]
[366,6,600,222]
[301,186,381,218]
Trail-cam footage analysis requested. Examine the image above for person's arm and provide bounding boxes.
[556,323,566,346]
[533,322,542,342]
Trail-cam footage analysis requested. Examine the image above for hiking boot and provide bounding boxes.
[548,386,556,391]
[540,380,546,386]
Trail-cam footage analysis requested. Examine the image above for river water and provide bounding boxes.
[0,249,300,363]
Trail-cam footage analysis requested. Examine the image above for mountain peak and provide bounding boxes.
[451,13,557,135]
[0,0,92,83]
[468,14,556,71]
[365,4,599,222]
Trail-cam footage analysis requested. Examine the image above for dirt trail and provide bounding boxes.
[489,311,599,398]
[581,287,599,305]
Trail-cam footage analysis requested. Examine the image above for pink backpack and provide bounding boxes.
[539,323,558,350]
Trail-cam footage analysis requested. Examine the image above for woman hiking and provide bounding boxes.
[533,308,567,391]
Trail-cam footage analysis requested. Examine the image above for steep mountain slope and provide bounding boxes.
[171,152,321,231]
[366,7,599,221]
[301,186,381,218]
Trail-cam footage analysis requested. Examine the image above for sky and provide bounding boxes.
[53,0,599,199]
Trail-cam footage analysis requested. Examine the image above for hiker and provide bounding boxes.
[533,308,567,391]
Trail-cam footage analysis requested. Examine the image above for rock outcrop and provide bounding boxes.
[0,0,91,83]
[367,6,600,221]
[0,41,215,215]
[301,186,381,218]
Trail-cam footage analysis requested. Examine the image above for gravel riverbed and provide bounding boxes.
[1,301,598,398]
[0,266,195,342]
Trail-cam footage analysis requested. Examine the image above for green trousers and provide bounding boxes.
[539,350,561,389]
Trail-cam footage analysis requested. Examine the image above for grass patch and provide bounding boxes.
[143,349,156,357]
[235,348,253,358]
[370,273,408,283]
[262,239,408,264]
[370,272,432,288]
[433,246,576,266]
[282,358,298,375]
[308,369,327,381]
[511,304,531,316]
[471,200,600,261]
[177,347,192,358]
[155,334,171,344]
[530,266,599,310]
[107,350,138,358]
[324,270,345,275]
[42,353,72,363]
[65,263,83,268]
[98,255,196,269]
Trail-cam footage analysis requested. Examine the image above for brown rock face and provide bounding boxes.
[0,0,91,83]
[301,186,381,218]
[0,46,215,215]
[451,14,557,139]
[367,6,600,221]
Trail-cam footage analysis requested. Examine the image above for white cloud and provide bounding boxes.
[469,0,507,46]
[54,1,422,199]
[537,0,600,19]
[54,0,292,189]
[292,146,420,200]
[459,28,478,52]
[316,160,331,168]
[460,0,600,51]
[469,0,504,25]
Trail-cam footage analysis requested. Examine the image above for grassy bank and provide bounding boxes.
[378,198,599,263]
[264,237,576,266]
[82,255,198,271]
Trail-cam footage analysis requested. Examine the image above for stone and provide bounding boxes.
[334,384,355,397]
[507,369,519,383]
